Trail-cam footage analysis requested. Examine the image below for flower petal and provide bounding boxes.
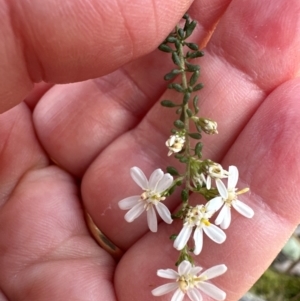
[156,202,173,224]
[178,260,192,275]
[206,197,224,212]
[118,196,140,210]
[130,167,148,189]
[220,207,231,230]
[200,264,227,280]
[206,176,211,190]
[197,282,226,301]
[193,227,203,255]
[215,205,227,226]
[171,288,185,301]
[187,288,203,301]
[216,179,228,199]
[233,200,254,218]
[157,269,178,279]
[148,169,164,190]
[190,266,203,276]
[228,165,238,189]
[147,206,157,232]
[173,225,193,251]
[124,202,145,222]
[152,283,178,296]
[203,224,226,244]
[156,173,173,193]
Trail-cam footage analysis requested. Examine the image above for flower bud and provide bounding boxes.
[166,134,185,156]
[194,117,218,135]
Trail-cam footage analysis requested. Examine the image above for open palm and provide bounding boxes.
[1,1,300,300]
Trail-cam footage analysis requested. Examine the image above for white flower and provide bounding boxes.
[207,166,254,229]
[166,134,185,156]
[118,167,173,232]
[173,204,226,255]
[203,163,229,190]
[152,260,227,301]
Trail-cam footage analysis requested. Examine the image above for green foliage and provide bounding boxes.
[250,268,300,301]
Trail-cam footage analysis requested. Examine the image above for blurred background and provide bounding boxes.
[240,226,300,301]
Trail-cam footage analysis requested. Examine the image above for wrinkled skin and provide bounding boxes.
[1,0,300,300]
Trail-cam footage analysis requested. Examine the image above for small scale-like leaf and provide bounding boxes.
[164,69,182,81]
[186,108,193,117]
[188,50,205,59]
[169,83,184,93]
[188,132,202,139]
[179,157,188,163]
[167,36,177,43]
[193,83,204,91]
[183,93,190,105]
[166,166,179,176]
[195,142,203,158]
[190,71,200,86]
[185,42,199,51]
[178,28,185,39]
[170,234,178,241]
[193,95,199,114]
[185,20,197,38]
[161,100,177,107]
[174,119,185,129]
[181,189,189,202]
[185,62,200,72]
[172,51,181,66]
[158,43,173,53]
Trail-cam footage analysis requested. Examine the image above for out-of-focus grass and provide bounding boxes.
[250,268,300,301]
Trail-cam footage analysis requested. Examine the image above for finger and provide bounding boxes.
[0,104,48,206]
[81,0,300,249]
[33,1,232,177]
[0,0,193,113]
[114,78,300,301]
[0,105,116,300]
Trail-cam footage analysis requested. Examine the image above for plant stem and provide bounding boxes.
[177,28,191,208]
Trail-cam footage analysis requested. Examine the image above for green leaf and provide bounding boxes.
[179,156,188,163]
[174,119,185,129]
[167,36,177,43]
[185,42,199,51]
[195,142,203,158]
[169,83,184,93]
[183,93,190,105]
[185,20,197,38]
[181,189,189,202]
[169,234,178,241]
[161,100,177,107]
[188,132,202,139]
[166,166,180,176]
[172,51,181,66]
[185,62,200,72]
[188,50,205,59]
[193,83,204,91]
[190,71,199,86]
[193,95,199,114]
[164,69,182,81]
[186,108,193,117]
[158,43,173,53]
[178,28,185,39]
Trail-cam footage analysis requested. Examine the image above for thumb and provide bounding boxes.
[0,0,193,113]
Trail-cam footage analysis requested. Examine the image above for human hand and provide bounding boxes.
[1,1,300,301]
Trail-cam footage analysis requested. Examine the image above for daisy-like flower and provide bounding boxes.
[173,204,226,255]
[118,167,173,232]
[199,162,229,190]
[152,260,227,301]
[166,134,186,156]
[207,165,254,229]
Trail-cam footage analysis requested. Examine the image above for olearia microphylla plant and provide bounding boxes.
[118,14,255,301]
